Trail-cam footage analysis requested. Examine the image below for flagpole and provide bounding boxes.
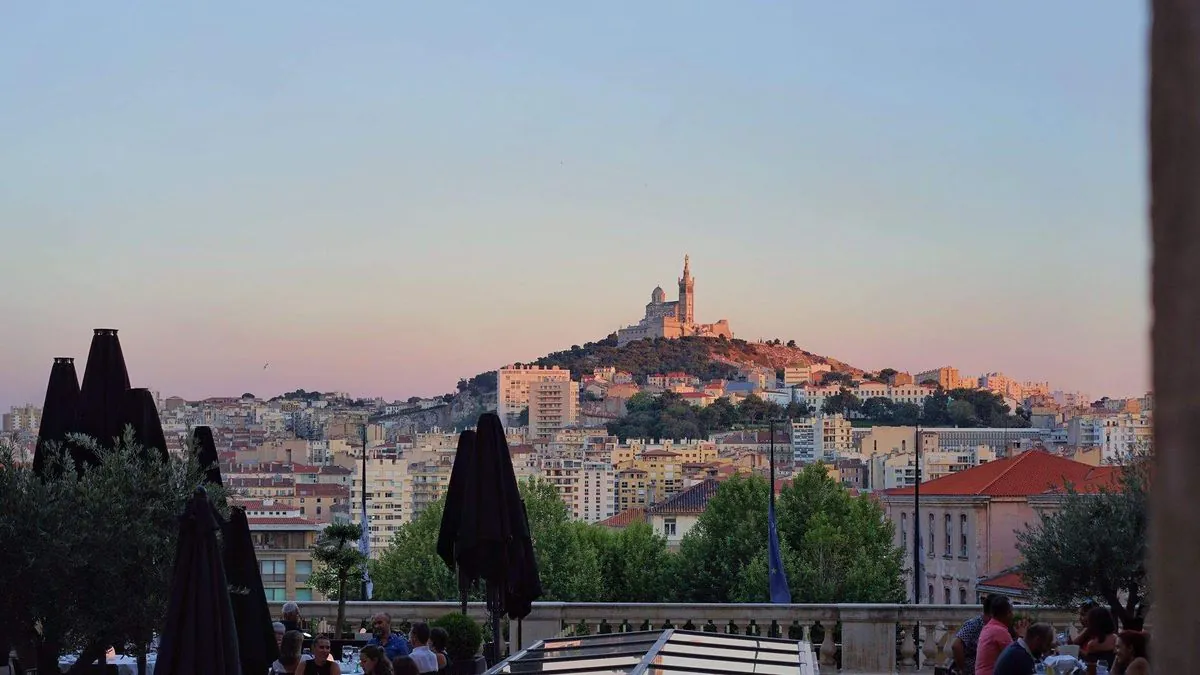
[769,419,776,512]
[360,424,369,599]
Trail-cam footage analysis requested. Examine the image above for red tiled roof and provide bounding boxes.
[883,450,1097,497]
[597,508,647,529]
[319,465,352,475]
[296,483,350,498]
[641,450,679,458]
[509,444,535,455]
[680,392,709,399]
[246,517,319,526]
[978,570,1030,592]
[646,478,722,516]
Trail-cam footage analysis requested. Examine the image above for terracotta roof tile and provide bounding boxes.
[978,570,1030,591]
[883,450,1096,497]
[596,508,647,529]
[646,478,722,516]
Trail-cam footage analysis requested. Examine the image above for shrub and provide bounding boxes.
[430,613,484,662]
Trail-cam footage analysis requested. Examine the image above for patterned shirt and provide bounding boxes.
[954,615,985,674]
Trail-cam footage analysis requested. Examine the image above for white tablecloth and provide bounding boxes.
[59,655,156,675]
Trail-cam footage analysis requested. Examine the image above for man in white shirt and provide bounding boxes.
[407,623,440,674]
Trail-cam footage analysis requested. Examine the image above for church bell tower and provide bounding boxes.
[677,255,694,324]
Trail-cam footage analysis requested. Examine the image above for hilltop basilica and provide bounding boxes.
[616,256,734,346]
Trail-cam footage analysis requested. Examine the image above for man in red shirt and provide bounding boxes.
[975,595,1028,675]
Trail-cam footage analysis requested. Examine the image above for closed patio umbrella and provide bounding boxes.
[121,388,169,463]
[33,357,81,476]
[154,487,241,675]
[192,426,224,487]
[437,414,541,660]
[76,328,132,461]
[222,507,279,675]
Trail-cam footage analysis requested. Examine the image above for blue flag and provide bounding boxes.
[767,500,791,604]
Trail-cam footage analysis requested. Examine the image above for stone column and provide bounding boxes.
[1149,0,1200,672]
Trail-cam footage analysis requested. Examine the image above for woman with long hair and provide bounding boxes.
[1113,631,1150,675]
[1082,607,1118,668]
[359,645,394,675]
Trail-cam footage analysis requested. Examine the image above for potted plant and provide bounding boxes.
[431,613,487,674]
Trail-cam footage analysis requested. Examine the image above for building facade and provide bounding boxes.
[496,365,572,428]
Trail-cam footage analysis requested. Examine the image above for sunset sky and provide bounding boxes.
[0,2,1149,410]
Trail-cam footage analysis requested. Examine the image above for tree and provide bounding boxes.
[861,396,895,423]
[516,407,529,426]
[822,387,862,417]
[821,371,855,386]
[948,399,978,426]
[786,340,797,348]
[372,499,458,601]
[518,479,604,601]
[578,522,671,602]
[671,475,771,602]
[1017,455,1150,628]
[0,435,219,675]
[311,523,367,635]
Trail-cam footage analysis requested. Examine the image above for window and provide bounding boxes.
[944,587,951,604]
[944,514,952,557]
[663,517,677,537]
[295,560,313,584]
[260,559,286,584]
[960,514,969,557]
[928,584,934,603]
[294,588,314,602]
[928,514,934,557]
[900,513,908,549]
[264,587,287,601]
[959,588,967,605]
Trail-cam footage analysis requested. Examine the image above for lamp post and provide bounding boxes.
[359,423,369,599]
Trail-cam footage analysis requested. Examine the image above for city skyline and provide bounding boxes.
[0,3,1149,409]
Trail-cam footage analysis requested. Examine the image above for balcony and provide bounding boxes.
[270,601,1082,673]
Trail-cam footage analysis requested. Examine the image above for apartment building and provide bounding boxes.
[2,404,41,433]
[880,451,1117,604]
[246,504,325,602]
[542,457,616,523]
[496,365,572,427]
[347,454,409,557]
[783,364,831,387]
[914,367,961,390]
[295,482,351,525]
[529,379,579,440]
[790,414,853,463]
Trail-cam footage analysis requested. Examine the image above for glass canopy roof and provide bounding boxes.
[485,628,813,674]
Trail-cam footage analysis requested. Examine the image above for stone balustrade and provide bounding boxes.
[269,601,1083,673]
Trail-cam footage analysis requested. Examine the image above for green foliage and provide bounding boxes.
[311,522,367,634]
[821,387,862,416]
[680,467,905,604]
[372,499,458,601]
[1017,456,1149,626]
[535,336,740,384]
[372,471,903,607]
[0,433,220,672]
[430,613,484,662]
[607,392,793,441]
[516,407,530,427]
[920,388,1030,428]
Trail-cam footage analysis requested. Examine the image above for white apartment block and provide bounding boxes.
[542,457,616,523]
[1099,413,1153,462]
[783,364,832,387]
[790,414,854,463]
[497,365,572,427]
[871,447,998,491]
[347,455,409,557]
[529,379,579,440]
[3,405,41,433]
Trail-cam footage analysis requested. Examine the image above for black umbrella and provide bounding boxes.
[437,414,542,659]
[33,357,81,476]
[192,426,224,487]
[155,487,241,675]
[121,388,169,463]
[76,328,132,457]
[222,507,279,675]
